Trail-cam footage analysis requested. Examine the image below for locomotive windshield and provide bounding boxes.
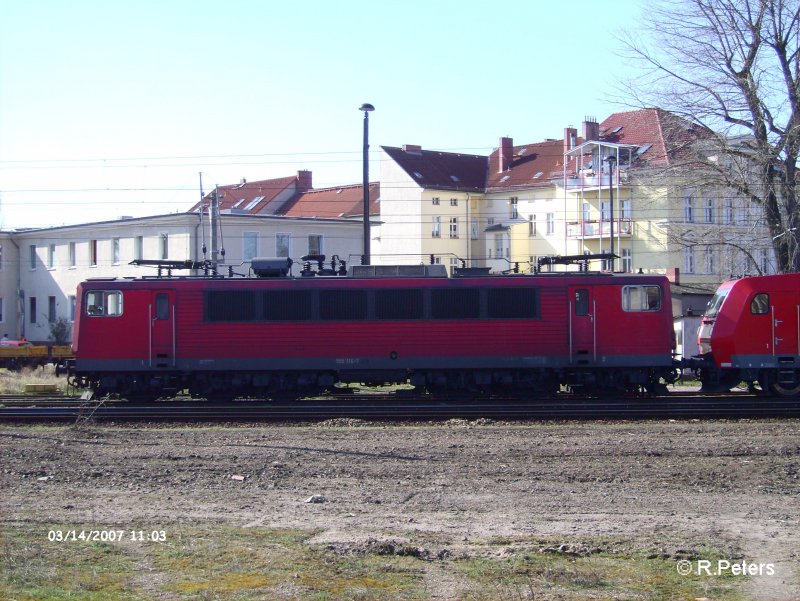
[704,288,730,318]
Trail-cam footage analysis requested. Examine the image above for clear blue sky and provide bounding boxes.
[0,0,645,229]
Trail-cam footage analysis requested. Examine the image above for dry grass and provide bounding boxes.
[0,365,69,395]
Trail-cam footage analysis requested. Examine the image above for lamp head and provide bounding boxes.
[359,103,375,112]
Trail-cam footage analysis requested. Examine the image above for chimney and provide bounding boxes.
[564,127,577,157]
[582,116,599,142]
[402,144,422,155]
[499,137,513,172]
[297,170,312,191]
[666,267,680,285]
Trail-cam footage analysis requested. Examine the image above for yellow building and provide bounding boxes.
[380,109,775,288]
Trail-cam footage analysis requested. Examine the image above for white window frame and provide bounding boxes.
[510,197,518,219]
[112,238,120,265]
[69,242,76,268]
[449,217,459,238]
[48,244,56,269]
[159,234,168,261]
[546,213,555,235]
[242,231,259,261]
[134,236,144,261]
[29,244,37,270]
[276,233,291,258]
[432,216,441,238]
[308,234,322,256]
[684,193,694,223]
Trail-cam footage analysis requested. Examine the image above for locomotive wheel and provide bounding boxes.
[769,381,800,398]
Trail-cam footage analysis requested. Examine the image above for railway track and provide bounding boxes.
[1,392,799,422]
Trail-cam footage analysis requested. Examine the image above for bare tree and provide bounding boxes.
[618,0,800,273]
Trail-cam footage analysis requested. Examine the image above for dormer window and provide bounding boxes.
[244,196,265,211]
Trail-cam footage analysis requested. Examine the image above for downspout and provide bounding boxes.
[465,192,471,267]
[8,235,22,338]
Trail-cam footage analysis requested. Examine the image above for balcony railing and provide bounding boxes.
[567,219,632,239]
[564,170,629,190]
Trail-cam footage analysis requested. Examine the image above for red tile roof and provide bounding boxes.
[190,175,298,214]
[600,108,710,166]
[486,138,572,191]
[278,183,380,218]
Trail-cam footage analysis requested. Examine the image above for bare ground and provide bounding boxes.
[2,418,799,600]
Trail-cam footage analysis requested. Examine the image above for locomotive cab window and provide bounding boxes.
[750,293,770,315]
[622,285,661,312]
[155,293,170,320]
[574,289,589,316]
[85,290,123,316]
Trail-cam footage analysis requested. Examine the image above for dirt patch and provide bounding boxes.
[2,419,799,599]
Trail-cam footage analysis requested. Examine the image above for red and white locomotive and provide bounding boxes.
[68,258,677,399]
[696,272,800,396]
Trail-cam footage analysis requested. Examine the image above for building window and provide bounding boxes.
[29,245,37,269]
[90,240,98,266]
[704,196,715,223]
[450,198,458,207]
[737,201,748,225]
[159,234,168,260]
[529,215,536,236]
[583,203,591,223]
[276,233,290,257]
[308,234,322,256]
[683,245,695,274]
[621,199,631,220]
[449,257,459,274]
[704,246,716,274]
[546,213,555,235]
[449,217,459,238]
[134,236,143,261]
[432,197,440,205]
[510,197,518,219]
[112,238,120,265]
[723,198,734,224]
[471,219,479,240]
[243,232,259,261]
[69,295,76,322]
[69,242,76,268]
[48,296,56,323]
[622,248,632,273]
[684,193,694,223]
[432,216,441,238]
[30,297,37,324]
[760,248,770,274]
[494,233,504,258]
[601,201,610,221]
[47,244,55,269]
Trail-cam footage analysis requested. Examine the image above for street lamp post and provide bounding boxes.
[360,103,375,265]
[605,155,617,272]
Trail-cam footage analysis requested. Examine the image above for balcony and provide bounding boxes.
[565,170,629,191]
[567,219,632,239]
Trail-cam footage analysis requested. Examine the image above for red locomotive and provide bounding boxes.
[67,257,677,399]
[696,272,800,396]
